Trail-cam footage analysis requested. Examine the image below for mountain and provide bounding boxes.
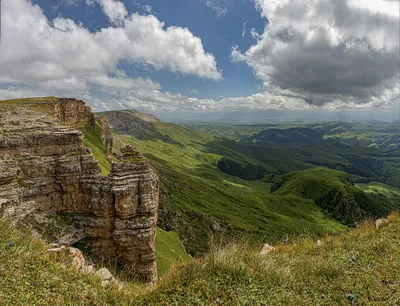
[271,168,399,225]
[188,122,400,188]
[1,99,399,305]
[100,109,400,255]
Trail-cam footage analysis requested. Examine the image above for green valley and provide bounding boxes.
[101,110,400,257]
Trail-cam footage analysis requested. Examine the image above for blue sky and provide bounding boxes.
[32,0,265,100]
[0,0,399,122]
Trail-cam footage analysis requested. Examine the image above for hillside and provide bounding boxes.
[187,122,400,188]
[1,213,399,305]
[271,168,399,224]
[101,110,399,256]
[1,98,398,283]
[187,121,400,150]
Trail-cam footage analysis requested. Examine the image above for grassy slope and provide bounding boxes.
[188,122,400,188]
[357,182,400,199]
[187,121,400,149]
[182,123,283,140]
[1,214,399,305]
[271,167,348,200]
[84,122,111,176]
[155,228,192,277]
[138,213,400,305]
[0,222,125,305]
[0,96,58,104]
[109,113,348,255]
[271,168,400,225]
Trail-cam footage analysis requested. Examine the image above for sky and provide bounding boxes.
[0,0,399,122]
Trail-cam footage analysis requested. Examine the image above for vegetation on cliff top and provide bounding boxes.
[1,213,399,305]
[0,96,58,104]
[84,122,111,176]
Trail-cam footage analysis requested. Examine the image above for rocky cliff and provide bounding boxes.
[0,98,159,282]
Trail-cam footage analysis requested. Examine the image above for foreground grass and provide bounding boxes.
[1,213,399,305]
[139,212,400,305]
[0,222,126,305]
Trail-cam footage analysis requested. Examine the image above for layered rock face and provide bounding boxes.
[0,100,159,282]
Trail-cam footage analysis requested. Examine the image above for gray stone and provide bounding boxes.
[375,218,389,229]
[96,268,114,281]
[260,243,276,255]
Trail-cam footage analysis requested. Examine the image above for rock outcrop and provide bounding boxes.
[0,98,159,282]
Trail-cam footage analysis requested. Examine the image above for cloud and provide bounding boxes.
[233,0,400,107]
[250,28,259,39]
[143,5,152,13]
[95,0,128,25]
[97,14,223,80]
[206,1,228,18]
[1,0,397,116]
[0,0,221,95]
[242,22,247,38]
[63,0,83,6]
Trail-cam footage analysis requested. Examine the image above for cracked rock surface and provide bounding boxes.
[0,99,159,282]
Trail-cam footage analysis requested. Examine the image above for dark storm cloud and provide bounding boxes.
[233,0,400,107]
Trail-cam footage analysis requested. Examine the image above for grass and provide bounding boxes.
[113,132,347,254]
[83,122,111,176]
[0,222,132,305]
[357,182,400,199]
[155,228,192,277]
[1,213,399,305]
[137,212,400,305]
[0,96,58,104]
[271,167,348,200]
[0,97,59,113]
[107,111,400,256]
[109,113,353,256]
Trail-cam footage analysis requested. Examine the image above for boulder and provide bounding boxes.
[121,145,136,153]
[69,247,85,270]
[96,268,114,281]
[211,221,220,232]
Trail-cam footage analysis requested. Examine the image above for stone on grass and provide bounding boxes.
[96,268,114,281]
[69,247,83,257]
[260,243,276,255]
[375,219,389,229]
[47,248,63,253]
[82,265,95,275]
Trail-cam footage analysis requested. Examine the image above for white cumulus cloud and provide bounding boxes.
[0,0,222,109]
[95,0,128,25]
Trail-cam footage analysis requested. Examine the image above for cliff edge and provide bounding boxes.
[0,98,159,282]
